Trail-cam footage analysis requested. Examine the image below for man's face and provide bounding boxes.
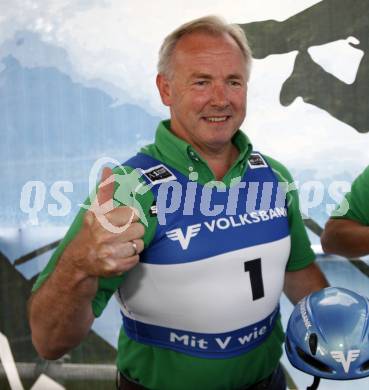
[157,32,248,152]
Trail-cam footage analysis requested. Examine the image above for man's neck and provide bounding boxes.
[194,142,239,180]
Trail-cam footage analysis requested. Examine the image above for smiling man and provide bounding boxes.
[156,30,247,180]
[29,16,327,390]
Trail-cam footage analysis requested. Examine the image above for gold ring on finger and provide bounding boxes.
[131,240,138,256]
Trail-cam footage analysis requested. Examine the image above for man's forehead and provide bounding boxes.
[173,31,242,57]
[168,31,246,79]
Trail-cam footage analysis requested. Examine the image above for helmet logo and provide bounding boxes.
[330,350,361,373]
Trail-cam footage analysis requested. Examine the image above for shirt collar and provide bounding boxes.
[153,119,253,181]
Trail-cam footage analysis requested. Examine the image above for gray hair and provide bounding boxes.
[158,15,252,80]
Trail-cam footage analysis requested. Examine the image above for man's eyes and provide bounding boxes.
[192,80,243,87]
[228,80,242,87]
[193,80,209,86]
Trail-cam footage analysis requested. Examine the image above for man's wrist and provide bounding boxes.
[55,240,99,298]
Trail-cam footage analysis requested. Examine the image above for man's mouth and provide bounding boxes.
[203,116,230,123]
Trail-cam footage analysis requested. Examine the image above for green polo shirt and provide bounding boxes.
[33,120,315,390]
[331,165,369,225]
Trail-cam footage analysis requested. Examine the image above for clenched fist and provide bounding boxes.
[64,167,145,278]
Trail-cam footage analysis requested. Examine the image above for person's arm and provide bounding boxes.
[263,156,329,305]
[28,247,98,360]
[284,262,328,305]
[321,218,369,257]
[321,165,369,258]
[28,168,144,359]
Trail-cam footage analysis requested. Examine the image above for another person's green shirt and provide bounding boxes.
[331,165,369,225]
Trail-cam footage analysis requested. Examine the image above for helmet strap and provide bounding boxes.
[307,376,320,390]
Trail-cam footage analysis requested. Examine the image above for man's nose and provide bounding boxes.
[211,83,229,108]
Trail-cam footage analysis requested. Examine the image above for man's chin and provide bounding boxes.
[202,135,236,150]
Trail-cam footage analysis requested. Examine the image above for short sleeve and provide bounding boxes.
[264,155,315,271]
[331,165,369,226]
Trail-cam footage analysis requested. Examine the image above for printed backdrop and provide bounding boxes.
[1,1,369,389]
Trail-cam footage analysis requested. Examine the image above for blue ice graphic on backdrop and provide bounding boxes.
[1,26,369,390]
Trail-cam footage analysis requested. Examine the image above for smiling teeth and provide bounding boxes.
[206,117,227,122]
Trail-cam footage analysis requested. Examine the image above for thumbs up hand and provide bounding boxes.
[65,167,144,278]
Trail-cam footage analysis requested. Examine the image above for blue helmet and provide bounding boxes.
[285,287,369,380]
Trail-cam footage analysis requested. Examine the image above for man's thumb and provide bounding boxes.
[96,167,115,208]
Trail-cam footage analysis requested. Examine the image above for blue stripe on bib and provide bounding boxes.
[122,305,280,358]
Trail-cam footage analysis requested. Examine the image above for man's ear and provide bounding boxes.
[156,74,172,107]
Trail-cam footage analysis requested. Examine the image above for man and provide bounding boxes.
[29,16,327,390]
[321,165,369,257]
